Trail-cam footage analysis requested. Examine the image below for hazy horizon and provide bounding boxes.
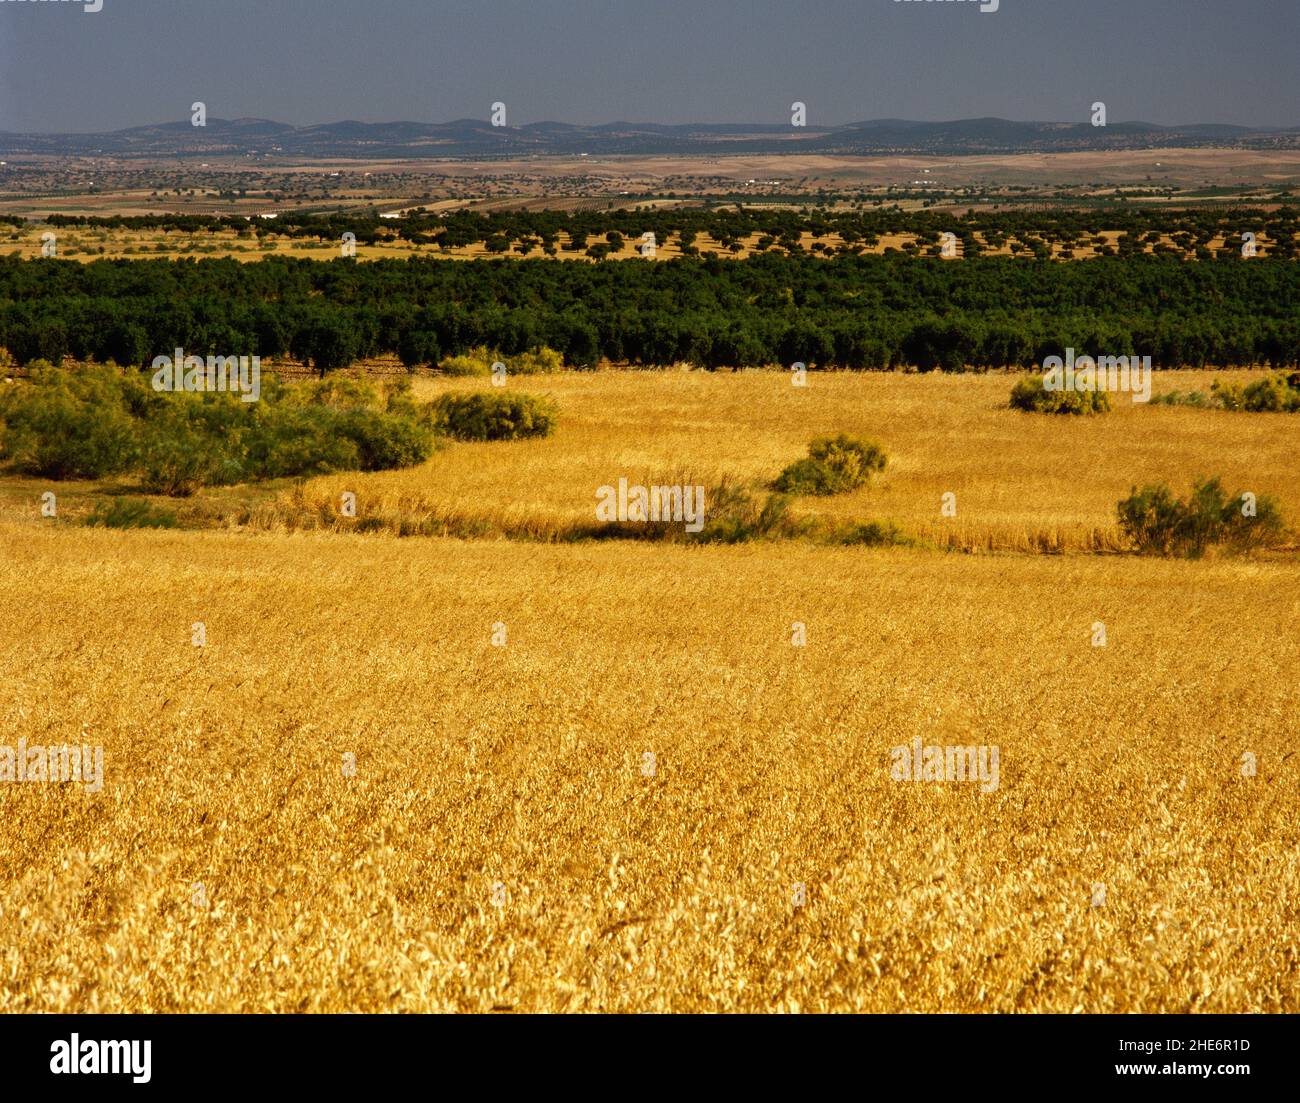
[1,0,1297,133]
[3,113,1297,137]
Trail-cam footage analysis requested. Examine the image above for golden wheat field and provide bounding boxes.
[1,370,1298,1013]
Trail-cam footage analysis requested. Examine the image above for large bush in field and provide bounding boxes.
[431,391,557,441]
[1118,478,1285,557]
[241,403,362,481]
[336,408,436,470]
[138,405,240,496]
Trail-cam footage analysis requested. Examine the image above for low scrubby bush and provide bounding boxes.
[437,345,565,377]
[1149,390,1212,407]
[1151,374,1300,413]
[1216,373,1300,413]
[510,347,565,375]
[774,434,887,496]
[438,348,494,377]
[431,391,557,441]
[835,520,909,547]
[694,484,804,544]
[1010,375,1111,414]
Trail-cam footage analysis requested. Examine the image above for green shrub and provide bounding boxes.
[835,520,909,546]
[432,391,557,441]
[245,404,361,479]
[0,363,138,478]
[438,346,495,377]
[1180,478,1231,557]
[1208,374,1300,413]
[336,407,437,470]
[1117,483,1185,555]
[774,434,887,496]
[0,363,437,493]
[138,415,232,496]
[378,377,422,420]
[1210,380,1245,410]
[509,347,564,375]
[1118,478,1285,557]
[1010,375,1111,414]
[1215,484,1286,551]
[775,458,836,495]
[83,497,177,529]
[1241,374,1300,413]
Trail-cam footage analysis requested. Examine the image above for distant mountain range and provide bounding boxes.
[2,117,1297,159]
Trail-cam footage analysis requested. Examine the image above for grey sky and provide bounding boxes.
[0,0,1296,133]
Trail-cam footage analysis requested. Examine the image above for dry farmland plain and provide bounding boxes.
[1,368,1298,1012]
